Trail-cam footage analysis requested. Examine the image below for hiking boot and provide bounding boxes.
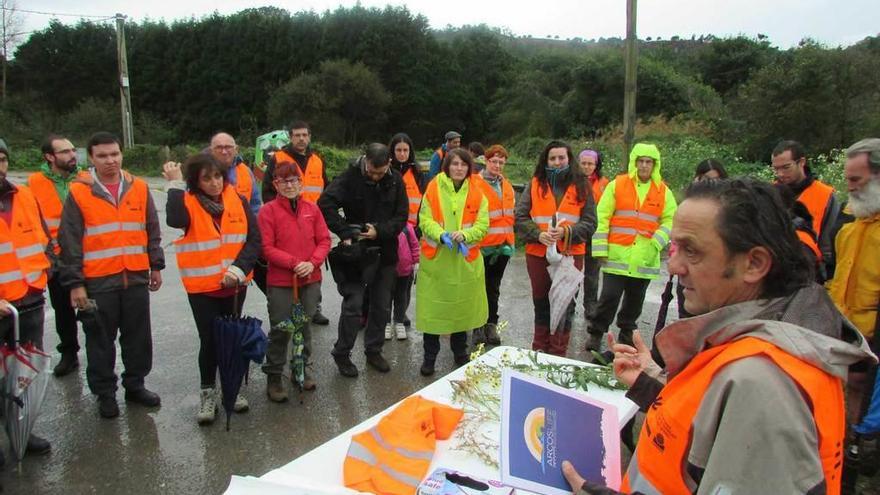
[333,354,359,377]
[471,326,486,346]
[485,323,501,345]
[98,395,119,419]
[454,354,470,367]
[301,368,317,391]
[53,353,79,377]
[197,388,217,425]
[26,434,51,456]
[394,323,407,340]
[384,323,393,340]
[312,311,330,325]
[618,330,634,347]
[266,375,288,402]
[585,333,604,352]
[124,388,161,407]
[420,359,435,377]
[366,353,390,373]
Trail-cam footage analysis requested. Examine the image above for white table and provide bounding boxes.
[225,346,637,494]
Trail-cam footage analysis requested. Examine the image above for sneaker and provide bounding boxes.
[312,311,330,325]
[233,394,249,413]
[420,359,435,376]
[333,354,359,377]
[98,395,119,419]
[365,353,391,373]
[384,323,393,340]
[25,434,51,456]
[53,353,79,377]
[485,323,501,345]
[394,323,407,340]
[266,374,288,403]
[197,388,217,425]
[124,388,161,407]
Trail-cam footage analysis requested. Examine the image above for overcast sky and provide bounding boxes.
[13,0,879,50]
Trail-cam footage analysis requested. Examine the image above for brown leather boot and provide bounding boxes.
[266,374,288,403]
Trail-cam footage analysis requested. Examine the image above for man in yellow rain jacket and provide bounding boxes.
[589,143,677,348]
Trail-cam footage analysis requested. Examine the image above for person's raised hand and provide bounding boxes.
[162,161,183,182]
[608,331,654,387]
[562,460,586,494]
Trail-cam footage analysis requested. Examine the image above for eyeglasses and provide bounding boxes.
[274,177,301,186]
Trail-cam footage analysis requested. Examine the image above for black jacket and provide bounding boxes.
[261,145,329,203]
[318,158,408,265]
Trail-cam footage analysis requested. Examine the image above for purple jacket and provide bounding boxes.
[395,223,420,277]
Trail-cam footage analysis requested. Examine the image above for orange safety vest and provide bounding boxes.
[797,229,822,261]
[435,147,446,163]
[69,178,151,279]
[274,150,324,203]
[28,170,90,254]
[402,168,421,226]
[473,174,515,248]
[174,186,252,294]
[798,180,835,239]
[608,175,668,248]
[590,175,610,203]
[525,177,586,257]
[344,395,463,495]
[622,336,844,494]
[232,163,254,203]
[420,177,482,262]
[0,186,50,301]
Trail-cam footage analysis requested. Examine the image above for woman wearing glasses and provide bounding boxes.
[163,154,262,425]
[257,162,331,402]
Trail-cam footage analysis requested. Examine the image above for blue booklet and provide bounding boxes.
[500,370,621,494]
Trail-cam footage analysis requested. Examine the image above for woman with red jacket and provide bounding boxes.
[258,162,331,403]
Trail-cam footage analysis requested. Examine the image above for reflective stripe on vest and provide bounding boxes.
[0,186,50,300]
[525,177,586,256]
[608,175,667,248]
[402,169,421,226]
[797,180,835,238]
[420,177,482,262]
[70,179,150,278]
[174,186,252,294]
[275,150,324,203]
[622,337,845,494]
[473,174,515,248]
[28,170,89,254]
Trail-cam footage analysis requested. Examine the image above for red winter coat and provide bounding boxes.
[258,197,331,287]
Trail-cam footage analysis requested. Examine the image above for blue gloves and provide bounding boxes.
[457,242,469,258]
[440,232,454,250]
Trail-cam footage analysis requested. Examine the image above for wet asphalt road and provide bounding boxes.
[3,174,670,495]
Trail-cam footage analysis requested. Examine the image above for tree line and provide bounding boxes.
[2,5,878,162]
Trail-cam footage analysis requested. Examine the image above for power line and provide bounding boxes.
[0,6,110,19]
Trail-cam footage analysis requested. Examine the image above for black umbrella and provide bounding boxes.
[213,292,266,431]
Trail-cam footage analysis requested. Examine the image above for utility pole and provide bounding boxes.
[115,13,134,147]
[622,0,638,163]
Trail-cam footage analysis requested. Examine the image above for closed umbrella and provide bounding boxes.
[283,276,309,403]
[1,306,51,464]
[214,292,266,431]
[547,253,584,334]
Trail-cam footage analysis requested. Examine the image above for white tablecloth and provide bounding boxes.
[226,346,637,494]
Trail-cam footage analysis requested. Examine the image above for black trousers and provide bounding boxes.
[186,290,246,388]
[332,264,395,357]
[423,332,468,362]
[483,254,510,325]
[582,255,602,321]
[389,274,413,324]
[589,272,651,336]
[48,275,79,354]
[0,297,45,349]
[82,285,152,397]
[252,258,268,295]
